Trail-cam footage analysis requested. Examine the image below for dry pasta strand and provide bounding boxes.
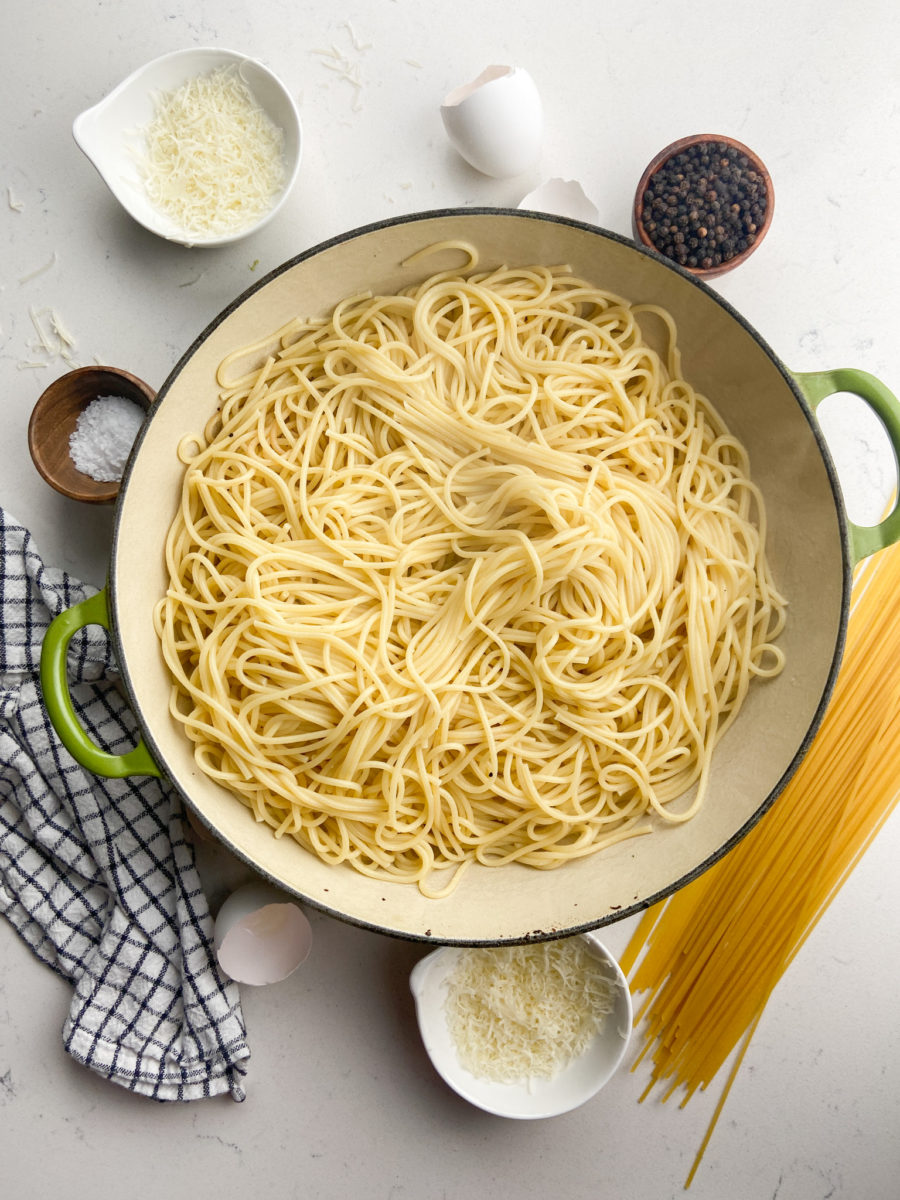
[624,539,900,1187]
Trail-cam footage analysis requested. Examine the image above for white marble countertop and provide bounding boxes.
[3,2,900,1197]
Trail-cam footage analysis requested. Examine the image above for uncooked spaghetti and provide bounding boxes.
[621,542,900,1187]
[155,249,786,894]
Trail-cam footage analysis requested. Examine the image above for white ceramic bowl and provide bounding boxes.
[72,47,302,247]
[410,933,632,1118]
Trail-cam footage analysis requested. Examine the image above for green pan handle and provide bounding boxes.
[40,586,162,778]
[794,367,900,565]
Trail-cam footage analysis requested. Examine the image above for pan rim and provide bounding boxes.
[108,208,852,944]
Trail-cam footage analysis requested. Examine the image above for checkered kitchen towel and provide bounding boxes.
[0,508,250,1100]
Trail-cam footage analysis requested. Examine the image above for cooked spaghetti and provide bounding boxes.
[155,249,786,894]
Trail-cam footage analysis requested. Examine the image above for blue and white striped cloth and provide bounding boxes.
[0,508,250,1101]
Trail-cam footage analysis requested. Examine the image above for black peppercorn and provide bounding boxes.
[637,138,769,272]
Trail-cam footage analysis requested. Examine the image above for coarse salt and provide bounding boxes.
[69,394,146,482]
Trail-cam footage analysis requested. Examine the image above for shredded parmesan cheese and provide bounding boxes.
[137,65,286,239]
[19,304,84,371]
[19,252,57,283]
[444,940,615,1083]
[312,23,371,112]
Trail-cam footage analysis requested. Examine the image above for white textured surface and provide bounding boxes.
[2,2,900,1197]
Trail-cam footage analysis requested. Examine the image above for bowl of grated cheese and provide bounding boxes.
[410,933,632,1118]
[72,47,302,247]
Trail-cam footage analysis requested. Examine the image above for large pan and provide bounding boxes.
[39,209,900,944]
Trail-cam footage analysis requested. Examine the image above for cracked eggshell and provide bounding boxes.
[214,881,313,986]
[441,65,542,179]
[518,178,599,224]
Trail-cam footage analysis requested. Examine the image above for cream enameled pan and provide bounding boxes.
[40,210,900,944]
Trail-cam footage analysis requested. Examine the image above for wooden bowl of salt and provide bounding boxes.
[28,366,155,504]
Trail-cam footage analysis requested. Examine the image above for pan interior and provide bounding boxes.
[112,211,846,942]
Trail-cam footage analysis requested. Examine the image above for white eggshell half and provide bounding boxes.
[518,178,600,224]
[441,65,542,179]
[214,881,313,986]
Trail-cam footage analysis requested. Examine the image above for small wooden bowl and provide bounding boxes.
[28,366,155,504]
[632,134,773,279]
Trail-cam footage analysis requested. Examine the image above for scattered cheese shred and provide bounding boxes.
[20,304,85,371]
[445,940,615,1084]
[50,309,76,348]
[29,304,56,354]
[137,65,286,239]
[19,252,57,283]
[343,20,372,51]
[312,24,371,112]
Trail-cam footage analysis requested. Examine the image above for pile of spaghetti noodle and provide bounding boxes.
[155,252,786,893]
[621,542,900,1187]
